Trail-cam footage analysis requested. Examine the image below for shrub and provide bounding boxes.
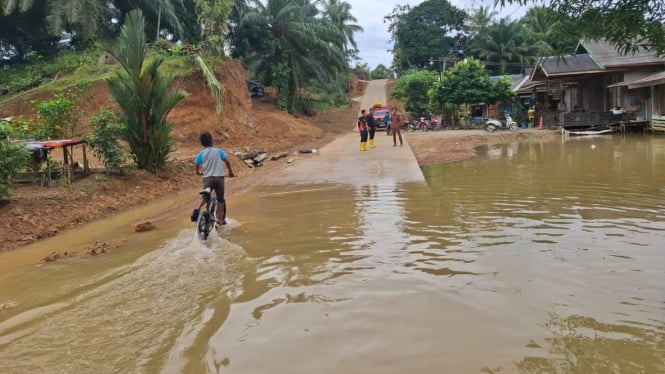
[0,140,30,201]
[33,94,75,139]
[86,108,131,173]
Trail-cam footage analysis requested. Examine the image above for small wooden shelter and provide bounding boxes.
[22,138,90,186]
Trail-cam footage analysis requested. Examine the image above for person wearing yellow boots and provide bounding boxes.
[366,107,378,148]
[358,109,369,151]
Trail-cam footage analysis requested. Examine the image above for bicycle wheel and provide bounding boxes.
[196,209,210,240]
[209,199,218,230]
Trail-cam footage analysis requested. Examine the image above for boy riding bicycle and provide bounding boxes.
[191,131,235,226]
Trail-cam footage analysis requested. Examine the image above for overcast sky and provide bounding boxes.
[346,0,531,69]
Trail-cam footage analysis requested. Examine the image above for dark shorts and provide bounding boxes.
[203,176,225,201]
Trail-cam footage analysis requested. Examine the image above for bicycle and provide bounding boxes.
[195,188,218,240]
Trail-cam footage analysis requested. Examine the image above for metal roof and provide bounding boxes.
[489,74,531,91]
[627,70,665,89]
[580,39,664,68]
[538,54,602,76]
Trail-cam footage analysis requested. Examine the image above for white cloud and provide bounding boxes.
[346,0,530,70]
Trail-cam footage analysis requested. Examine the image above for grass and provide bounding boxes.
[0,47,216,106]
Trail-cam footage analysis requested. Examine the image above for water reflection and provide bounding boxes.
[516,313,665,373]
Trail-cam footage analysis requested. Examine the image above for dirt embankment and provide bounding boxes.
[406,129,559,165]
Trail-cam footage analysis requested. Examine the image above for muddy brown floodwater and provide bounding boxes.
[1,81,664,373]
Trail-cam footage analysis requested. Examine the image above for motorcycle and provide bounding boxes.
[408,117,434,131]
[424,117,439,131]
[484,113,518,133]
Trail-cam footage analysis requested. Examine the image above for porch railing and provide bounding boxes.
[536,111,636,129]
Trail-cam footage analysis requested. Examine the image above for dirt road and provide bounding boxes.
[278,79,425,185]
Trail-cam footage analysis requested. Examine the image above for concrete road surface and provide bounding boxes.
[278,79,425,186]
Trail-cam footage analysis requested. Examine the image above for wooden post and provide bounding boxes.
[82,143,89,173]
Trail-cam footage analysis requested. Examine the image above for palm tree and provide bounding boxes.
[240,0,346,112]
[1,0,104,38]
[467,5,498,39]
[322,0,363,51]
[521,6,579,57]
[471,17,540,74]
[103,9,188,172]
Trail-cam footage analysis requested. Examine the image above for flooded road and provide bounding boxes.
[2,133,665,373]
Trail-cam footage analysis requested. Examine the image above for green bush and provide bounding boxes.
[32,94,75,139]
[0,140,30,201]
[86,108,131,173]
[0,50,97,96]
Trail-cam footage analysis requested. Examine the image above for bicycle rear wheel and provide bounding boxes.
[196,210,210,240]
[210,200,218,228]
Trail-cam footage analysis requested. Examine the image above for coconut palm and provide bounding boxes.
[103,9,188,172]
[240,0,346,112]
[322,0,363,50]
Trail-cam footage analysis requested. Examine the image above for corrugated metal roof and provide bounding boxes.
[539,54,602,76]
[628,70,665,89]
[489,74,530,91]
[580,39,664,68]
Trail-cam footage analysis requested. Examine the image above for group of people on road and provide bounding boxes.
[357,106,403,150]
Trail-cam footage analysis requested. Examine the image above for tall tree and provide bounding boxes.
[1,0,105,39]
[194,0,234,56]
[322,0,363,50]
[521,6,579,56]
[102,9,188,172]
[470,17,539,74]
[498,0,665,56]
[430,58,514,122]
[112,0,185,41]
[467,5,498,38]
[239,0,346,112]
[385,0,467,74]
[390,70,439,117]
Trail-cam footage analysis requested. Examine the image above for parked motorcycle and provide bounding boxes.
[423,117,439,131]
[484,113,518,132]
[408,117,434,131]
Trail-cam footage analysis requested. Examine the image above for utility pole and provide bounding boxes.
[429,57,457,81]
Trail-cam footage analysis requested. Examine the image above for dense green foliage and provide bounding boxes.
[390,70,439,117]
[386,0,467,74]
[237,0,347,112]
[0,51,100,96]
[429,58,515,123]
[498,0,665,56]
[86,108,131,173]
[0,134,29,201]
[431,58,513,105]
[32,95,75,139]
[195,0,234,55]
[103,10,188,172]
[370,64,393,80]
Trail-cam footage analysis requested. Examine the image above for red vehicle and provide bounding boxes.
[372,106,390,129]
